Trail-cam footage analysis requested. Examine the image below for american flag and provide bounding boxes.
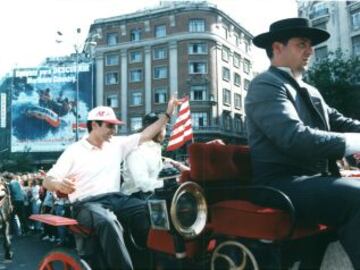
[166,97,193,151]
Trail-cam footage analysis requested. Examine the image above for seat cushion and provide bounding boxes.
[210,200,328,241]
[188,143,252,183]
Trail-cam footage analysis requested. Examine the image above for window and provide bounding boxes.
[153,66,167,79]
[223,113,232,130]
[155,25,166,38]
[105,72,119,85]
[130,92,142,106]
[130,117,142,131]
[188,42,208,54]
[313,22,327,30]
[234,73,241,86]
[106,94,118,108]
[130,69,142,82]
[222,46,230,62]
[192,112,208,128]
[223,88,231,105]
[153,47,167,60]
[315,46,328,60]
[129,51,142,63]
[233,53,241,68]
[189,62,207,74]
[234,116,243,133]
[244,79,250,90]
[243,59,250,74]
[190,85,207,101]
[352,35,360,56]
[154,88,167,104]
[189,19,205,32]
[105,54,119,66]
[234,34,240,47]
[222,26,228,39]
[310,2,328,19]
[107,33,119,46]
[222,67,230,81]
[234,93,241,109]
[244,41,250,53]
[130,29,142,41]
[352,11,360,30]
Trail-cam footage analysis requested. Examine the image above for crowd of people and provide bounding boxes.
[1,171,72,247]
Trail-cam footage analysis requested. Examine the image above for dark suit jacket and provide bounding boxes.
[245,66,360,183]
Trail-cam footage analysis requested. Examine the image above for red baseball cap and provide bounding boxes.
[87,106,123,125]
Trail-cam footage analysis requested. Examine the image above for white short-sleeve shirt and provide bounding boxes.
[47,134,140,202]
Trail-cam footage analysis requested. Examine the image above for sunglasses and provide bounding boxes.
[105,123,116,129]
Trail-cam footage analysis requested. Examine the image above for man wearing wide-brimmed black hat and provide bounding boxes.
[245,18,360,268]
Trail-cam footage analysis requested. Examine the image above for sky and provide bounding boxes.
[0,0,298,77]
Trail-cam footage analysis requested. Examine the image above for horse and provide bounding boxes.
[0,178,13,260]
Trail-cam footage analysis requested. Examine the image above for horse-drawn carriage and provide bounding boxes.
[30,142,337,269]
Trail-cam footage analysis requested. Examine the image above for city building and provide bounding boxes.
[298,1,360,62]
[87,0,254,144]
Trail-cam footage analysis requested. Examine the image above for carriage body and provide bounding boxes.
[146,143,334,270]
[30,142,339,269]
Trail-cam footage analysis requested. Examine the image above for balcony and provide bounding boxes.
[348,1,360,12]
[186,74,209,84]
[309,8,329,20]
[193,125,246,137]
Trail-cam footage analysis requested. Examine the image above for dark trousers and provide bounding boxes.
[12,200,28,234]
[72,192,149,270]
[42,205,56,237]
[262,175,360,269]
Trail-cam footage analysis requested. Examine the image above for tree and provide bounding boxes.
[1,146,33,172]
[304,49,360,120]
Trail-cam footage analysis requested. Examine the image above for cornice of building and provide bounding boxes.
[90,1,253,39]
[95,31,252,59]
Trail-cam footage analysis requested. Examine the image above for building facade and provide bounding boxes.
[87,0,254,143]
[298,1,360,61]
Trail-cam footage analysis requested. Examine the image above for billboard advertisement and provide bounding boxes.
[11,63,93,152]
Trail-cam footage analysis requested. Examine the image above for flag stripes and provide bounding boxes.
[166,97,193,151]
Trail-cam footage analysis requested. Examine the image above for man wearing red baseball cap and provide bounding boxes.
[44,97,178,269]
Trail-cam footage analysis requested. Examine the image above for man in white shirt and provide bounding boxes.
[122,113,166,199]
[43,97,178,270]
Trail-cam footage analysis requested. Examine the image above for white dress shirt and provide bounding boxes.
[122,140,163,195]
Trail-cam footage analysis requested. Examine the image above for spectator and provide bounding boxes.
[8,173,27,236]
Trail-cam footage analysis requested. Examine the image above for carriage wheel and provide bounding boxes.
[39,248,91,270]
[211,240,259,270]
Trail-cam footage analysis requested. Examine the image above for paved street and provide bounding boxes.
[0,233,355,270]
[0,233,54,270]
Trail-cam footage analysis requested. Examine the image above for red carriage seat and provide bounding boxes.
[184,143,329,241]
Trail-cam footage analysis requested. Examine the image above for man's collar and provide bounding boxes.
[276,66,303,82]
[79,136,99,150]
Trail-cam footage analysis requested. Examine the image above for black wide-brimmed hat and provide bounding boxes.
[253,17,330,49]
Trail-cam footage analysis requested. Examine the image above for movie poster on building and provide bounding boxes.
[11,63,92,152]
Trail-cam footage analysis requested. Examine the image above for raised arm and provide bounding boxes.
[139,96,178,144]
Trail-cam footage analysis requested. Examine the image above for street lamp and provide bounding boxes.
[56,29,98,141]
[74,44,80,141]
